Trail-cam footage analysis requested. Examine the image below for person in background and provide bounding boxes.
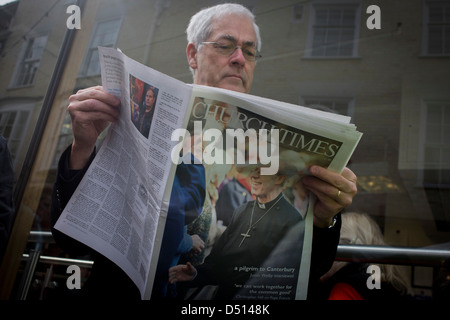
[316,212,413,300]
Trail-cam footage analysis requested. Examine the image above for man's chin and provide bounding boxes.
[218,80,248,93]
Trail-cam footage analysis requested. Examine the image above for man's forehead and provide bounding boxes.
[209,15,257,42]
[215,34,256,46]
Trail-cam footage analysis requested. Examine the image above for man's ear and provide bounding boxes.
[275,174,287,186]
[186,43,198,70]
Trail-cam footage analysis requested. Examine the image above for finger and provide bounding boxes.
[168,265,181,283]
[169,273,176,284]
[341,167,358,185]
[303,176,353,208]
[74,85,103,94]
[307,166,357,195]
[69,87,121,116]
[308,187,346,228]
[307,166,345,190]
[72,86,120,106]
[70,108,120,126]
[68,96,120,122]
[186,262,199,277]
[313,184,352,208]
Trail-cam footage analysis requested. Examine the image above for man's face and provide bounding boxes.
[188,14,257,93]
[145,89,155,109]
[250,167,285,203]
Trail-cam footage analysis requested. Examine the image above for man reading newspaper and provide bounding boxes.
[51,3,357,300]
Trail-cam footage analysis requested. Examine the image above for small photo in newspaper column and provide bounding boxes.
[130,74,159,139]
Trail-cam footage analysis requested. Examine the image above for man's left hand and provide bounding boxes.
[302,166,357,228]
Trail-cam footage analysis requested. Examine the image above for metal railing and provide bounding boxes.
[17,230,450,299]
[336,244,450,267]
[26,231,450,267]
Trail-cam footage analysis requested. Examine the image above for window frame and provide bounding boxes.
[422,0,450,57]
[418,100,450,187]
[78,18,122,77]
[9,35,48,88]
[305,1,361,59]
[0,104,33,167]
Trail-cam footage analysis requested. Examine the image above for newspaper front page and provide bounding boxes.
[55,47,362,300]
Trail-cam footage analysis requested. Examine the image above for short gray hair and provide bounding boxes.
[186,3,262,52]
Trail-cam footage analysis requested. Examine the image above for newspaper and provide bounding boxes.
[55,47,362,300]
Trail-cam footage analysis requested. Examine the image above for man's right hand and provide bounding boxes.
[67,86,120,169]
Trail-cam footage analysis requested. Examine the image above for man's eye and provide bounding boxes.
[244,49,256,57]
[217,43,233,50]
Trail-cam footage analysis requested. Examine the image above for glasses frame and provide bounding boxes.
[200,40,262,62]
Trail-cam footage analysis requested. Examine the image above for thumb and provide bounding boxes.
[186,262,196,276]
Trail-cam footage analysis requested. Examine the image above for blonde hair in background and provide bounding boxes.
[340,212,386,246]
[339,212,412,295]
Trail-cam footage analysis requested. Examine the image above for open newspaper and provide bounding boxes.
[55,47,362,300]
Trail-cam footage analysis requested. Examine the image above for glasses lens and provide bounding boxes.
[213,40,259,61]
[214,40,235,55]
[242,46,257,61]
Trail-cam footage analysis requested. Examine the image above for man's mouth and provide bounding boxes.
[225,74,244,82]
[251,179,261,186]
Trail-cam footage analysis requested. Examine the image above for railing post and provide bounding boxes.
[17,249,41,300]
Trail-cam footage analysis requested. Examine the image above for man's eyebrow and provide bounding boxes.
[218,34,256,47]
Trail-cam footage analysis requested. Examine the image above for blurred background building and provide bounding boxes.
[0,0,448,300]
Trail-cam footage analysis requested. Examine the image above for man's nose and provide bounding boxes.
[229,47,246,66]
[251,167,261,177]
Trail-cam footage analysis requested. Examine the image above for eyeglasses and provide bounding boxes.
[200,39,262,62]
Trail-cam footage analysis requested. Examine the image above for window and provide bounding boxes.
[306,3,360,57]
[79,19,121,77]
[421,101,450,232]
[10,35,48,87]
[423,1,450,56]
[422,101,450,186]
[0,106,32,166]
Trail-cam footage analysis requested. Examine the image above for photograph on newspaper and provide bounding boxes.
[130,74,159,139]
[151,94,349,300]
